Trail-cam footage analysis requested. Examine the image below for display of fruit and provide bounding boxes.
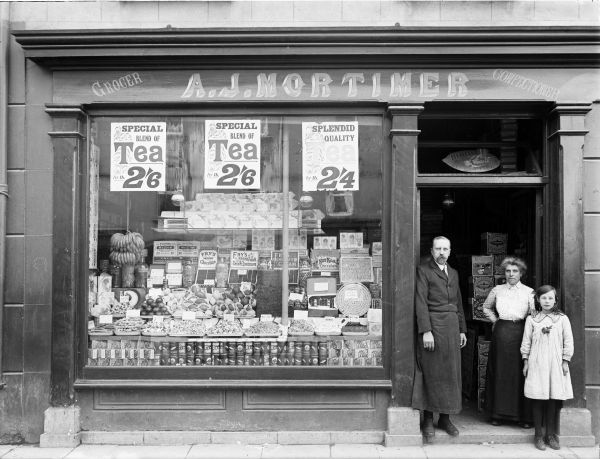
[109,231,145,266]
[139,296,170,316]
[187,283,257,318]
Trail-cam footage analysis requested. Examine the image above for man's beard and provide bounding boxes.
[436,256,447,265]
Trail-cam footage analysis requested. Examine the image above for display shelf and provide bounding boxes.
[89,334,382,342]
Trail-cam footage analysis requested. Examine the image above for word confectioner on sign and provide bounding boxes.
[181,71,470,100]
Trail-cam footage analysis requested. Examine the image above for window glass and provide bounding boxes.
[87,114,384,369]
[418,118,543,175]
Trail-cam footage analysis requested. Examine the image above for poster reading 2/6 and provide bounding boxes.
[302,121,359,192]
[110,122,166,191]
[204,120,261,190]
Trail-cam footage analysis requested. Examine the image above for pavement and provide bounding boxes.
[0,443,598,459]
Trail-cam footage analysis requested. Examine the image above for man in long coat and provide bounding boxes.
[412,236,467,438]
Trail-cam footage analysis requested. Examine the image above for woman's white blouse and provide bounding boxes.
[482,282,535,322]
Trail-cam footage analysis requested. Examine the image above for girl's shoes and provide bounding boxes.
[546,434,561,450]
[534,436,546,451]
[490,419,502,426]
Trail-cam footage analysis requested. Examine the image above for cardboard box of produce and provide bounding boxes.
[481,232,508,255]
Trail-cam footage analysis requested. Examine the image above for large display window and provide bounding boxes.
[86,113,385,370]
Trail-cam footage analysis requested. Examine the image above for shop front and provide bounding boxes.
[11,28,599,446]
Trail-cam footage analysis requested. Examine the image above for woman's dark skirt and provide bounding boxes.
[485,319,532,423]
[412,311,462,414]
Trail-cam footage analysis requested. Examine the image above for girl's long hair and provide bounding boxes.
[534,284,563,315]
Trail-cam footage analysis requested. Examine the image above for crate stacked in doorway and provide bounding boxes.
[469,233,508,321]
[477,338,491,412]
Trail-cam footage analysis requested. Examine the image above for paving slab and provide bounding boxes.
[564,446,600,459]
[330,444,381,458]
[111,445,191,459]
[3,446,73,459]
[424,443,565,459]
[63,445,119,459]
[261,444,330,458]
[0,446,16,457]
[379,445,427,458]
[187,444,262,459]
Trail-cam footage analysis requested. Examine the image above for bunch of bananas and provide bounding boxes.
[109,231,145,266]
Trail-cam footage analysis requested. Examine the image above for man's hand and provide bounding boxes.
[562,360,569,376]
[523,359,529,377]
[423,331,434,351]
[460,333,467,348]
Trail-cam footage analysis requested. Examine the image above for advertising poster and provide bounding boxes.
[110,122,166,191]
[88,143,100,269]
[302,121,359,191]
[230,251,259,270]
[204,120,261,190]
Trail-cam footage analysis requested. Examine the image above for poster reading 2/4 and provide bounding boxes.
[204,120,261,190]
[110,122,166,191]
[302,121,359,192]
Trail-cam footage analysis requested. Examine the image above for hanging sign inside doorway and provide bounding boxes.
[110,122,166,191]
[204,120,261,190]
[302,121,359,191]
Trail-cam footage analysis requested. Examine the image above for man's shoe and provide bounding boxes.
[422,417,435,437]
[518,422,532,429]
[438,418,459,437]
[546,434,561,450]
[534,435,546,450]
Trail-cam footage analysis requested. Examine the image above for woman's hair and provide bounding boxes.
[534,284,563,314]
[500,256,527,277]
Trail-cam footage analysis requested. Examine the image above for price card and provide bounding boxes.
[260,314,273,322]
[152,315,164,324]
[204,120,261,190]
[203,279,215,287]
[110,122,166,192]
[182,311,196,321]
[302,121,359,192]
[99,314,113,324]
[289,292,304,302]
[88,320,95,330]
[223,313,235,322]
[349,315,360,322]
[294,310,309,320]
[126,309,140,318]
[321,271,331,277]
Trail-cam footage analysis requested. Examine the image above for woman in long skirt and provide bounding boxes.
[482,256,534,427]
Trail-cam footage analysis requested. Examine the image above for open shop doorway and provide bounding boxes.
[418,187,542,443]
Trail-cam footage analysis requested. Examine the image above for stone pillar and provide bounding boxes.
[384,104,423,447]
[39,105,87,447]
[39,406,81,448]
[548,103,594,446]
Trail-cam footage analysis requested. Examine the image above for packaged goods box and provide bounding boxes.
[493,254,506,275]
[468,276,494,298]
[481,232,508,255]
[471,255,494,276]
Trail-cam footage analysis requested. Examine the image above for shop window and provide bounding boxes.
[418,117,543,175]
[87,114,384,369]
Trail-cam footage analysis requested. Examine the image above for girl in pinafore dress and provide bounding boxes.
[520,285,573,451]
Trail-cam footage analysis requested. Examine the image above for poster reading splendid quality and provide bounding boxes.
[204,120,261,190]
[302,121,359,192]
[110,122,166,191]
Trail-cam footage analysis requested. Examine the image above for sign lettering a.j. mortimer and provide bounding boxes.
[180,71,470,100]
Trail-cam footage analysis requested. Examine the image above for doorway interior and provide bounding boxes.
[418,187,541,437]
